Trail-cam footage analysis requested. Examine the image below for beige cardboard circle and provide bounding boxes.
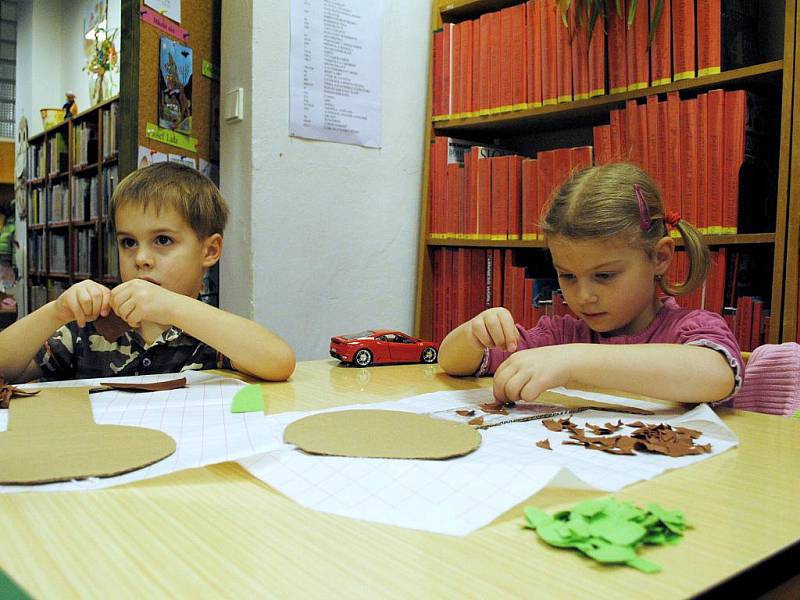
[284,409,482,459]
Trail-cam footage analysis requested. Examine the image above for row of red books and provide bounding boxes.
[431,246,767,349]
[432,0,757,118]
[593,88,768,234]
[428,138,593,239]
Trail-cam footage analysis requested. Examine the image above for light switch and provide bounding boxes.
[224,87,244,122]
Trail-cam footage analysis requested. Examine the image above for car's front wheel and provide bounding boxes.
[420,347,437,364]
[353,349,373,367]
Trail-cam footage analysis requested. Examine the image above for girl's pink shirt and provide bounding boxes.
[479,297,744,399]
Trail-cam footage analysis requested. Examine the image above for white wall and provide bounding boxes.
[16,0,121,137]
[221,0,431,360]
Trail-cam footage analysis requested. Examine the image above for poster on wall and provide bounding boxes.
[289,0,383,148]
[158,37,193,135]
[144,0,181,23]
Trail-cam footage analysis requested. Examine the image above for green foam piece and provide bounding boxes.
[522,497,690,574]
[230,384,265,413]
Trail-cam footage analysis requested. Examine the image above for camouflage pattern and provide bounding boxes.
[36,322,231,381]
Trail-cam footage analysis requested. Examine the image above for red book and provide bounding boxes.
[638,102,650,173]
[508,156,523,240]
[555,3,572,103]
[522,158,538,240]
[451,23,462,115]
[491,156,510,239]
[696,93,709,233]
[697,0,722,76]
[750,298,763,350]
[588,7,605,97]
[477,148,492,239]
[607,2,628,94]
[479,13,491,112]
[649,0,672,86]
[626,0,649,90]
[593,125,612,166]
[552,148,572,197]
[540,0,558,105]
[656,99,670,211]
[442,24,454,115]
[503,249,514,311]
[489,12,501,110]
[462,19,473,115]
[500,7,514,109]
[511,4,527,108]
[523,277,534,328]
[665,92,682,226]
[446,164,461,237]
[455,248,468,324]
[491,249,504,307]
[610,109,623,162]
[723,90,746,234]
[680,98,699,229]
[707,89,725,234]
[537,150,555,231]
[570,5,589,101]
[646,95,661,187]
[432,30,443,116]
[569,146,593,171]
[432,248,444,341]
[672,0,696,81]
[472,18,480,115]
[464,149,477,238]
[526,0,543,107]
[737,295,753,351]
[625,100,642,167]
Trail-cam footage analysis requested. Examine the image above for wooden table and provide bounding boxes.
[1,360,799,598]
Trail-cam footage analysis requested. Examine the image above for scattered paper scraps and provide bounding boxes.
[0,387,176,485]
[0,379,39,409]
[89,377,187,394]
[523,498,691,573]
[93,312,131,342]
[541,418,712,458]
[284,409,482,460]
[536,439,552,450]
[230,384,265,413]
[434,402,576,430]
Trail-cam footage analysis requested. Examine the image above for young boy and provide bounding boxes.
[0,162,295,383]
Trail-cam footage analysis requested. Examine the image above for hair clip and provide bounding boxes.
[635,184,651,231]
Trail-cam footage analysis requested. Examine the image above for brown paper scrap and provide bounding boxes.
[284,409,482,460]
[90,377,187,394]
[93,312,131,342]
[0,378,40,409]
[536,439,552,450]
[0,387,176,484]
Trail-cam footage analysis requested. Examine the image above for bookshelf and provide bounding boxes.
[25,96,120,312]
[415,0,798,347]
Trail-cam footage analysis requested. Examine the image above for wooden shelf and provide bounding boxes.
[73,162,99,175]
[29,177,45,186]
[427,233,777,249]
[439,0,524,22]
[48,171,69,180]
[47,221,69,229]
[28,224,45,231]
[72,219,99,227]
[47,272,70,279]
[102,154,119,165]
[433,61,784,137]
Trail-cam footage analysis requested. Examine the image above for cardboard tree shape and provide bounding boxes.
[0,387,176,485]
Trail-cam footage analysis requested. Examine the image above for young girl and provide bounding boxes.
[438,162,743,404]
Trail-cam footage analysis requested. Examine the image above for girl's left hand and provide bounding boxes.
[492,346,574,403]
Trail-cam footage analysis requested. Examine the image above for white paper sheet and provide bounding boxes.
[239,390,738,536]
[1,380,738,538]
[289,0,383,147]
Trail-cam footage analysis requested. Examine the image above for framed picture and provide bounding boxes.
[158,37,193,134]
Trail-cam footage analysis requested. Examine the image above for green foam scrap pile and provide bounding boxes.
[523,498,690,574]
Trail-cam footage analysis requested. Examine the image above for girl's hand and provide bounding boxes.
[109,279,181,328]
[492,346,574,403]
[54,280,112,327]
[466,307,521,352]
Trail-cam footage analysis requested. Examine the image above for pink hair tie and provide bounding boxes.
[635,184,651,230]
[664,211,681,228]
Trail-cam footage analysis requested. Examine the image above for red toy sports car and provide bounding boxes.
[330,330,440,367]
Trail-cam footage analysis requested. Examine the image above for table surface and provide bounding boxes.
[1,360,799,599]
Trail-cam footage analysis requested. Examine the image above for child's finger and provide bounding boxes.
[470,318,493,349]
[100,287,112,317]
[65,293,87,327]
[485,312,510,351]
[499,313,518,352]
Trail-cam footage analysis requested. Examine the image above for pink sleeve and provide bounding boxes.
[672,310,745,401]
[477,316,564,376]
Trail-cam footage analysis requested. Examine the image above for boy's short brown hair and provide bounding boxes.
[111,162,229,238]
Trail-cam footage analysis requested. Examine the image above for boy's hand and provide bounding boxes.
[109,279,181,328]
[466,308,520,352]
[492,346,573,403]
[54,280,112,327]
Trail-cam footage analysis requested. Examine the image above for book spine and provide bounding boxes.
[649,0,672,86]
[672,0,696,81]
[697,0,721,76]
[607,2,628,94]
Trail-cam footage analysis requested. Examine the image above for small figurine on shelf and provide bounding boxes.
[62,92,78,120]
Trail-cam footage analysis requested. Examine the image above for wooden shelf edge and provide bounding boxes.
[433,61,784,133]
[426,233,776,248]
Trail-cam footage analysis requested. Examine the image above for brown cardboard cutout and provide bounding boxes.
[93,312,131,341]
[284,410,482,459]
[0,387,176,484]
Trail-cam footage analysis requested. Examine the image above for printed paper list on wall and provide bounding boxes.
[289,0,383,148]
